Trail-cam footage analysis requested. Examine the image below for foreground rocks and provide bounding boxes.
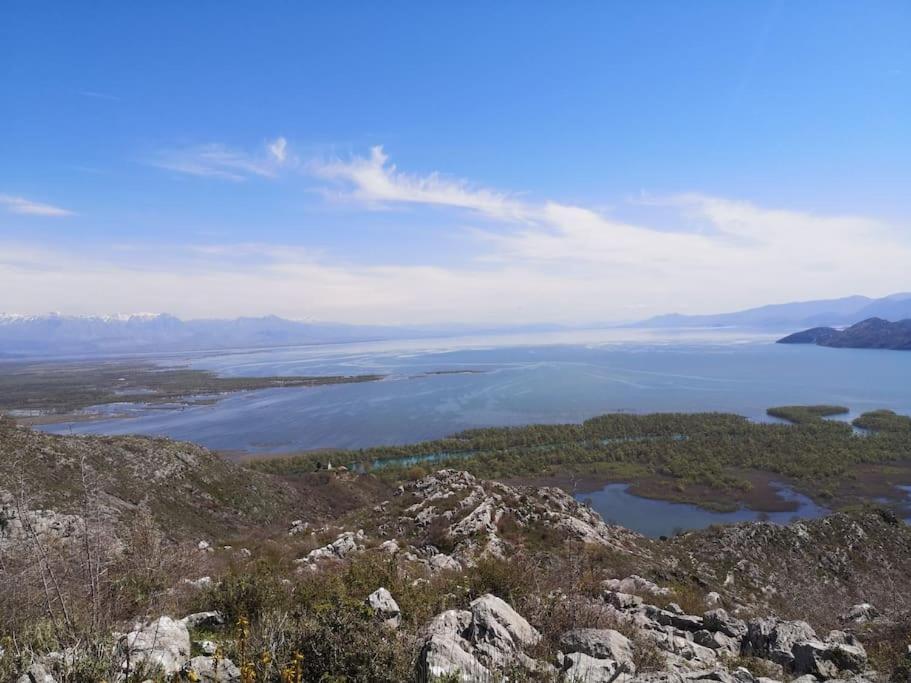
[419,593,543,681]
[414,583,875,682]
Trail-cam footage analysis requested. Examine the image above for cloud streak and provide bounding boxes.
[151,137,292,181]
[0,194,74,217]
[312,146,529,220]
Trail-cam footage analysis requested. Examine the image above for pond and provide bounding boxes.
[575,483,829,537]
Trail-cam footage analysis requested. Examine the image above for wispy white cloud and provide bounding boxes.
[312,146,529,220]
[0,194,74,217]
[151,137,292,181]
[268,137,288,163]
[3,148,909,324]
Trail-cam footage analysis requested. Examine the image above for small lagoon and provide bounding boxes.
[576,483,828,537]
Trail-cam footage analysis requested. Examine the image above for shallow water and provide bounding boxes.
[44,327,911,452]
[575,483,829,537]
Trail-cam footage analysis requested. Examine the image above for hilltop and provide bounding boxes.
[778,318,911,350]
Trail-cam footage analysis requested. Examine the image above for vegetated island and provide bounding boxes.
[244,403,911,517]
[778,317,911,350]
[0,360,384,423]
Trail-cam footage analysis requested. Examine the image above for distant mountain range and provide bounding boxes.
[4,291,911,357]
[637,292,911,330]
[0,313,568,358]
[0,313,416,357]
[778,317,911,350]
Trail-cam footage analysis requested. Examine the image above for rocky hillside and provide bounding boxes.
[0,416,296,544]
[3,442,911,681]
[778,317,911,350]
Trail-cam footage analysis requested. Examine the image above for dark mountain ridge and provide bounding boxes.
[778,317,911,350]
[639,292,911,330]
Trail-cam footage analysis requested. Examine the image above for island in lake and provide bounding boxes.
[778,317,911,350]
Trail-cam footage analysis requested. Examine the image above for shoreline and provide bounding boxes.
[1,359,386,425]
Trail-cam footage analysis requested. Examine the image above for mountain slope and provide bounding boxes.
[0,312,413,356]
[638,293,911,330]
[778,317,911,350]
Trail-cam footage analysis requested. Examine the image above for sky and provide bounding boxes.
[1,2,910,325]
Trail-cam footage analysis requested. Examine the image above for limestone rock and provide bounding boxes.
[744,617,817,667]
[367,587,401,628]
[604,575,672,598]
[16,663,57,683]
[561,651,629,682]
[184,655,241,682]
[468,594,541,666]
[559,628,635,672]
[703,609,747,639]
[181,611,224,630]
[119,616,190,676]
[297,530,365,565]
[840,603,878,625]
[792,639,867,679]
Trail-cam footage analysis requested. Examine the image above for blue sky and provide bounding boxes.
[1,2,910,323]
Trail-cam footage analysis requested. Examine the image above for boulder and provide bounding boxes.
[840,603,878,624]
[181,611,225,630]
[468,594,540,666]
[298,530,366,564]
[603,575,672,598]
[559,628,635,671]
[694,629,740,656]
[419,635,490,682]
[560,651,630,682]
[428,553,462,572]
[183,655,241,682]
[367,587,401,629]
[417,595,541,679]
[744,617,817,667]
[419,609,488,681]
[16,664,57,683]
[604,590,645,610]
[703,609,747,639]
[378,539,399,554]
[119,616,190,676]
[646,631,717,669]
[791,639,867,679]
[288,519,309,535]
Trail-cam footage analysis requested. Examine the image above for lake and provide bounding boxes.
[575,483,829,537]
[45,327,911,453]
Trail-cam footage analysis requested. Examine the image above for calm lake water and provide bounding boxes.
[576,483,829,538]
[46,327,911,453]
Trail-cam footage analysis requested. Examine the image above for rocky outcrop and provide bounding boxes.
[180,611,225,630]
[791,639,867,678]
[296,530,366,567]
[840,603,878,624]
[559,628,635,671]
[16,663,57,683]
[367,587,401,629]
[743,617,817,667]
[559,651,626,682]
[0,494,84,551]
[418,593,542,680]
[183,655,241,682]
[385,470,646,569]
[118,616,191,676]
